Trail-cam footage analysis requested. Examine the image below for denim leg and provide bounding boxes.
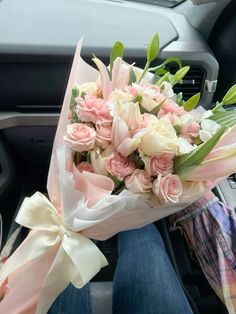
[112,224,193,314]
[48,283,91,314]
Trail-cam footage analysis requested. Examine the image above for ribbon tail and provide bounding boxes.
[35,234,108,314]
[63,233,108,288]
[36,245,72,314]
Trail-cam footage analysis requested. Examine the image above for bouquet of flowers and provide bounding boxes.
[1,33,236,314]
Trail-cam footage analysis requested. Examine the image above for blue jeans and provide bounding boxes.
[49,224,192,314]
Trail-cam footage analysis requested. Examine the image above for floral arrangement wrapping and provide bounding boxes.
[0,33,236,313]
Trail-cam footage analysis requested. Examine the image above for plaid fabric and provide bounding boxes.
[170,192,236,314]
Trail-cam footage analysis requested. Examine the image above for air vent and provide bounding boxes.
[172,66,206,101]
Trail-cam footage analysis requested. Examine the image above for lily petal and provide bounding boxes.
[93,57,111,100]
[117,138,141,157]
[213,124,236,150]
[112,118,129,148]
[181,143,236,180]
[111,58,131,91]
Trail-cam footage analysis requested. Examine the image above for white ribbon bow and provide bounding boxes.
[0,192,108,314]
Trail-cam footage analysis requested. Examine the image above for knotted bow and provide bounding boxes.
[0,192,108,314]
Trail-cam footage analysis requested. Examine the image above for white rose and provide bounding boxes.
[161,81,175,98]
[135,118,178,156]
[200,119,220,142]
[179,113,194,126]
[178,137,196,155]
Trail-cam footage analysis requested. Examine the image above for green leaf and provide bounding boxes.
[149,57,183,74]
[70,85,79,123]
[80,91,86,99]
[133,94,142,103]
[73,152,80,165]
[129,67,137,84]
[86,152,91,163]
[174,126,225,176]
[139,32,159,82]
[209,109,236,128]
[174,124,181,135]
[108,174,122,189]
[192,136,202,145]
[139,97,165,115]
[183,93,201,111]
[222,84,236,105]
[147,32,159,63]
[155,68,168,76]
[158,57,182,70]
[156,72,171,86]
[211,101,225,114]
[139,103,149,114]
[171,66,190,86]
[109,41,124,76]
[129,153,145,169]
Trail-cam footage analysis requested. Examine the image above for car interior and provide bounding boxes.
[0,0,235,313]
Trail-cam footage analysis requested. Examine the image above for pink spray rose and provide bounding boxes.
[125,170,152,194]
[76,95,112,124]
[158,99,185,118]
[96,124,112,149]
[181,121,200,142]
[106,152,136,181]
[152,174,183,203]
[65,123,96,152]
[77,162,94,173]
[146,154,174,177]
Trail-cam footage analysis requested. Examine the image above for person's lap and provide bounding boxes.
[49,224,192,314]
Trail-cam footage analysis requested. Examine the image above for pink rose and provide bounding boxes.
[65,123,96,152]
[181,121,199,142]
[152,174,183,203]
[76,95,112,124]
[146,154,174,177]
[158,99,185,118]
[125,170,152,194]
[105,152,136,181]
[96,124,112,149]
[77,162,94,173]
